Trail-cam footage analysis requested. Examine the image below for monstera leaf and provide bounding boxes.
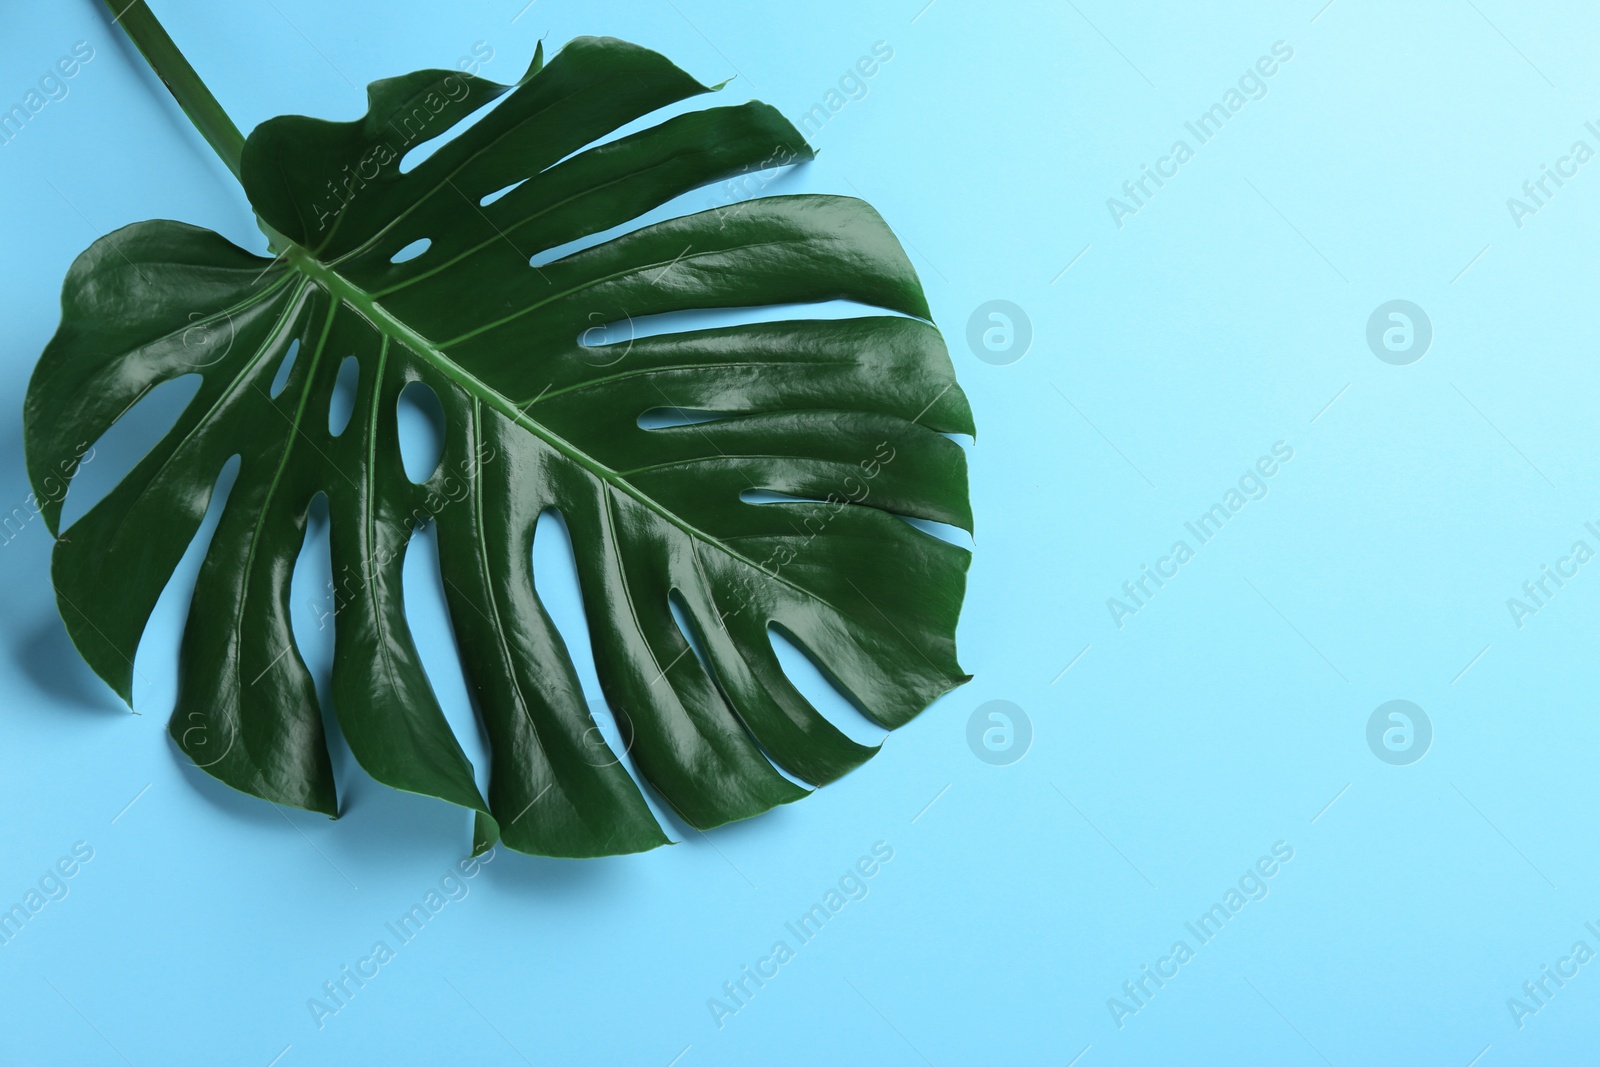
[24,25,973,857]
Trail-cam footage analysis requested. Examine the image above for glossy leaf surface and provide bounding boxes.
[24,37,973,857]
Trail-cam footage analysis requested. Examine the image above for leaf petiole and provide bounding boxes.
[105,0,293,252]
[103,0,246,177]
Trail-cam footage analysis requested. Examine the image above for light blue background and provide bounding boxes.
[3,0,1599,1063]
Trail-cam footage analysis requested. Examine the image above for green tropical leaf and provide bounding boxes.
[24,32,973,857]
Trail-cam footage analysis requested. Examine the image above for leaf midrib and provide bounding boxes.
[286,246,856,626]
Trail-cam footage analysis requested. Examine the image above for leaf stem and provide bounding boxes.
[104,0,246,179]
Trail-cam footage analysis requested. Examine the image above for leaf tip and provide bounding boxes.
[520,39,546,83]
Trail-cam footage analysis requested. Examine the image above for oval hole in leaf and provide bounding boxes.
[528,156,806,268]
[669,594,809,790]
[666,591,713,677]
[288,492,338,718]
[739,489,824,505]
[269,338,302,398]
[390,237,431,264]
[402,521,492,799]
[397,83,519,174]
[636,407,725,430]
[530,506,672,829]
[285,493,360,791]
[480,178,526,207]
[576,300,889,352]
[531,508,599,693]
[327,356,360,437]
[60,374,202,531]
[397,380,447,484]
[894,514,973,548]
[132,454,240,714]
[767,624,883,746]
[736,490,973,546]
